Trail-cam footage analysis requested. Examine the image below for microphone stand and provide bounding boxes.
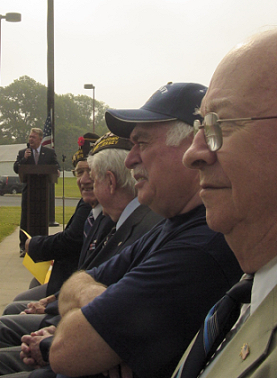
[62,154,66,230]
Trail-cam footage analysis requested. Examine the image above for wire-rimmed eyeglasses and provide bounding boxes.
[193,112,277,152]
[72,167,91,177]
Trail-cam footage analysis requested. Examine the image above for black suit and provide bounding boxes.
[28,199,92,295]
[79,204,163,270]
[13,145,59,250]
[77,213,116,269]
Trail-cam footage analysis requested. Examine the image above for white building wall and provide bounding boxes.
[0,144,25,176]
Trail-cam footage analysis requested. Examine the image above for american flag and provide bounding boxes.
[41,113,52,147]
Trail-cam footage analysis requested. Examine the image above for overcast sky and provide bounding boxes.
[1,0,276,110]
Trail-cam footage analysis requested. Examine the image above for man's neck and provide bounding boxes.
[225,222,277,273]
[33,144,41,151]
[179,191,203,215]
[106,194,136,223]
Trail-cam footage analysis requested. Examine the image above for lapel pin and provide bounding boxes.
[239,343,250,360]
[89,239,97,251]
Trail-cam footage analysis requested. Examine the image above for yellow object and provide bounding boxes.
[20,229,32,239]
[44,262,53,283]
[22,254,52,285]
[20,228,53,284]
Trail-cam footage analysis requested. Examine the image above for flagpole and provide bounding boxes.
[47,0,58,227]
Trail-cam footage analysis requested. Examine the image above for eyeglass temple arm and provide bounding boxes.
[217,115,277,123]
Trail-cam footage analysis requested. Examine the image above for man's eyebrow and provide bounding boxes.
[130,130,151,142]
[204,97,234,114]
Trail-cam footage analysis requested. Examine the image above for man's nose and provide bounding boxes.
[183,129,217,169]
[125,145,141,169]
[80,170,91,182]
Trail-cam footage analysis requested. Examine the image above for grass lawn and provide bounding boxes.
[0,177,80,243]
[55,177,80,198]
[0,207,76,243]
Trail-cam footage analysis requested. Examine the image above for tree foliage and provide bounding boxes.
[0,76,109,169]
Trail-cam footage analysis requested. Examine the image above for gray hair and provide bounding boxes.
[87,149,136,197]
[30,128,43,138]
[165,120,193,146]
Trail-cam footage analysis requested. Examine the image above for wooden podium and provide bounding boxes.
[19,165,59,237]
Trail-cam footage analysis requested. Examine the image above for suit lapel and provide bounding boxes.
[78,214,105,267]
[78,215,115,269]
[82,205,151,270]
[106,205,153,249]
[82,211,139,268]
[38,146,45,164]
[205,284,277,378]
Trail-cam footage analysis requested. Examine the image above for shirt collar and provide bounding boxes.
[251,254,277,315]
[92,203,102,220]
[116,197,140,230]
[33,145,42,153]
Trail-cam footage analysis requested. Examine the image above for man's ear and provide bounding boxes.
[106,171,117,194]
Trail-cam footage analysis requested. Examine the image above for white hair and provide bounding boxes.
[165,120,193,146]
[87,149,136,197]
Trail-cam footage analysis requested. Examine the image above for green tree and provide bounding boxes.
[0,76,47,143]
[54,93,109,169]
[0,76,109,169]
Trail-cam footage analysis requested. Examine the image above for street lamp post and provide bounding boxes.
[84,84,95,132]
[0,12,21,84]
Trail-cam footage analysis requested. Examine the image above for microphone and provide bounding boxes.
[27,143,30,149]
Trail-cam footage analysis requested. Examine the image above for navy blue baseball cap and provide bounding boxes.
[105,82,207,138]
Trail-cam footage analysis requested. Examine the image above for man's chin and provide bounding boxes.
[137,190,151,207]
[83,193,95,203]
[206,209,234,236]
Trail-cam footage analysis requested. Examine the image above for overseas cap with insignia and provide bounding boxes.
[72,132,99,167]
[105,82,207,138]
[91,132,133,155]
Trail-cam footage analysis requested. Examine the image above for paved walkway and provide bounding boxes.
[0,225,63,314]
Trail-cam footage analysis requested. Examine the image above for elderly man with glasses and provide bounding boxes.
[172,29,277,378]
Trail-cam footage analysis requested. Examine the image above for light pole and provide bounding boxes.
[0,12,21,84]
[84,84,95,132]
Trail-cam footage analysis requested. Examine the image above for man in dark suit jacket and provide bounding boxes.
[14,128,60,257]
[79,203,162,271]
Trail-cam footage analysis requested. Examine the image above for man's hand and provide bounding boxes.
[25,238,31,254]
[20,295,56,315]
[24,148,32,160]
[20,326,56,368]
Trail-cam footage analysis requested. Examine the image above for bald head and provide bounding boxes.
[202,29,277,117]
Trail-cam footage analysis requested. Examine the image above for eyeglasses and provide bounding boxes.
[193,112,277,152]
[72,168,91,177]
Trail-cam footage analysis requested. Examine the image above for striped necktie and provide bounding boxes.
[173,274,253,378]
[83,211,94,241]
